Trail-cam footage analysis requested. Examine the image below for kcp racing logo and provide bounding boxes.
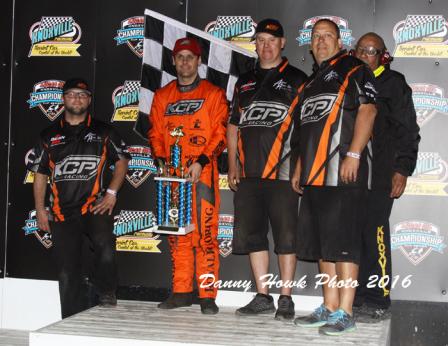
[54,155,101,182]
[166,99,205,116]
[239,101,289,128]
[300,94,338,124]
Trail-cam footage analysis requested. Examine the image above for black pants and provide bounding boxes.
[51,213,117,318]
[355,190,394,309]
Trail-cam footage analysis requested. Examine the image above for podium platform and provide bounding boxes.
[29,300,390,346]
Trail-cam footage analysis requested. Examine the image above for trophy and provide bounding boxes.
[151,126,195,235]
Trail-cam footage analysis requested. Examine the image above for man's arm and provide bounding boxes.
[340,103,377,183]
[34,172,50,232]
[389,79,420,198]
[91,158,129,215]
[227,123,240,191]
[187,89,229,183]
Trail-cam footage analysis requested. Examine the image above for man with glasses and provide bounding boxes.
[291,19,377,335]
[148,37,228,314]
[28,78,130,318]
[227,18,307,320]
[353,32,420,322]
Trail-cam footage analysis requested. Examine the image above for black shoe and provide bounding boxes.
[355,305,391,323]
[236,293,275,315]
[158,293,193,309]
[200,298,219,315]
[99,292,117,307]
[275,295,295,320]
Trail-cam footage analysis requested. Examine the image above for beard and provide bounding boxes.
[64,104,89,116]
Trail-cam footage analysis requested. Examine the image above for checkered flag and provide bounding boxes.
[215,16,253,29]
[38,16,72,29]
[404,15,444,29]
[134,9,257,140]
[123,80,141,94]
[116,210,155,224]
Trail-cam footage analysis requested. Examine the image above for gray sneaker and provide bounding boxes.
[355,305,391,323]
[319,309,356,336]
[236,293,275,315]
[294,304,332,327]
[275,295,295,320]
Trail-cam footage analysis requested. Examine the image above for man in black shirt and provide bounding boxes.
[29,78,130,318]
[353,32,420,322]
[227,18,307,320]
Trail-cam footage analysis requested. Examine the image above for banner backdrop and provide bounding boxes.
[3,0,448,304]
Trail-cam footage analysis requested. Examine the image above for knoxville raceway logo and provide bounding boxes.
[114,16,144,58]
[405,152,448,196]
[29,16,82,57]
[205,16,256,51]
[114,210,161,253]
[392,220,446,265]
[297,16,354,46]
[112,80,140,121]
[411,83,448,126]
[27,80,65,121]
[393,15,448,58]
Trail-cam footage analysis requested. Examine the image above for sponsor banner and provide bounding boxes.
[297,16,354,46]
[29,16,82,57]
[219,174,229,190]
[411,83,448,127]
[392,220,446,265]
[27,80,65,121]
[405,152,448,196]
[125,146,157,188]
[218,214,234,257]
[205,16,256,51]
[112,80,140,121]
[114,16,144,58]
[114,210,161,253]
[22,210,52,249]
[393,15,448,58]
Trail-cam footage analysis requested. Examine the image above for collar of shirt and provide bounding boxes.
[177,75,201,93]
[312,49,348,73]
[255,57,289,82]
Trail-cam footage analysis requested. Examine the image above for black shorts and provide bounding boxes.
[232,178,299,255]
[296,186,367,264]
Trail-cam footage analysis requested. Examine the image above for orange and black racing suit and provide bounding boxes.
[148,77,228,298]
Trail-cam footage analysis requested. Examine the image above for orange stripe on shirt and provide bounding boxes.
[48,159,65,222]
[261,86,304,179]
[306,65,362,186]
[82,139,108,214]
[237,131,246,178]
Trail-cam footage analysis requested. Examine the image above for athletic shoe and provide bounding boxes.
[294,304,331,327]
[319,309,356,336]
[275,295,295,320]
[235,293,275,315]
[158,292,193,309]
[200,298,219,315]
[355,305,391,323]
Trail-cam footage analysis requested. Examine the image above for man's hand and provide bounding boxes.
[228,165,240,191]
[340,156,360,184]
[36,208,51,233]
[390,172,407,198]
[187,162,202,184]
[291,159,303,194]
[91,193,117,215]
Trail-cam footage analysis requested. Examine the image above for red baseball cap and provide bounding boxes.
[172,37,201,57]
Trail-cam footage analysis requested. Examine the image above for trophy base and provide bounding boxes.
[149,224,195,235]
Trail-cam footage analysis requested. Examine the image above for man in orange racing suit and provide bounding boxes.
[148,37,228,315]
